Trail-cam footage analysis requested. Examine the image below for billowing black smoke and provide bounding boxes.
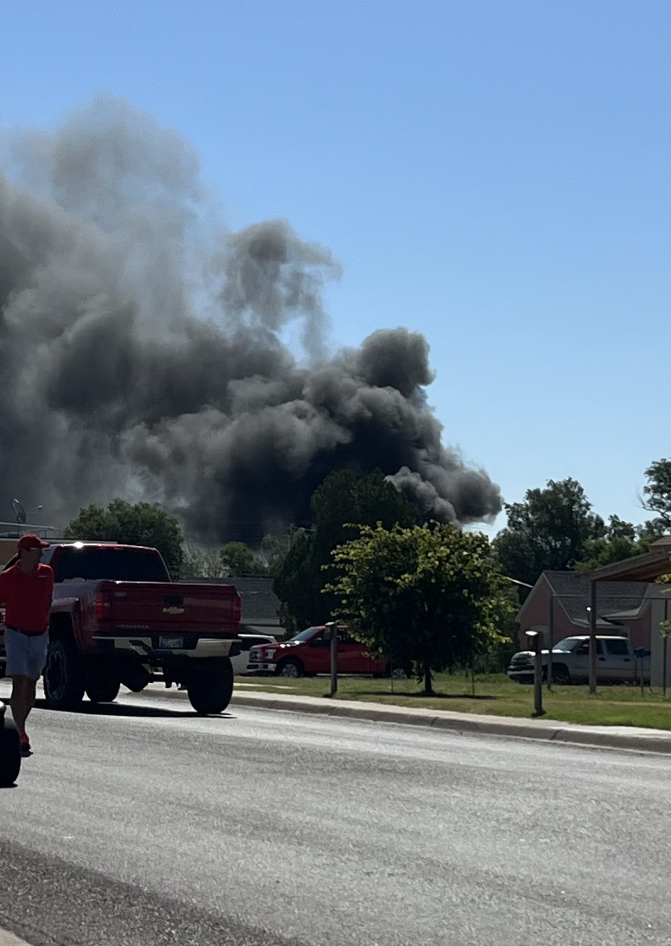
[0,95,502,543]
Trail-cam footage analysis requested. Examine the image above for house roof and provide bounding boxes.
[190,575,281,623]
[518,571,650,627]
[230,577,281,623]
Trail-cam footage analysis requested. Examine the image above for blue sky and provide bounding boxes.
[2,1,670,533]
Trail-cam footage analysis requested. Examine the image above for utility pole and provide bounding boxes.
[526,630,544,716]
[325,622,338,697]
[547,593,554,690]
[589,580,598,694]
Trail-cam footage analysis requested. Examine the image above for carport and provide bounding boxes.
[587,537,671,692]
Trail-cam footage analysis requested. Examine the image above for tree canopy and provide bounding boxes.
[180,544,229,579]
[642,459,671,527]
[493,478,604,591]
[64,499,184,577]
[274,470,419,631]
[494,473,671,593]
[219,541,266,577]
[327,522,512,694]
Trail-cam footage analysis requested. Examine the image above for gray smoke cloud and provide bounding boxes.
[0,95,502,543]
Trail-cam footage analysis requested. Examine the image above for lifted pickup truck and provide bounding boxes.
[507,635,650,685]
[0,542,242,715]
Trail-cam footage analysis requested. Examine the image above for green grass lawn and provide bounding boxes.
[237,673,671,730]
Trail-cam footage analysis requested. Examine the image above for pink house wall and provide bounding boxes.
[518,575,653,651]
[517,578,578,648]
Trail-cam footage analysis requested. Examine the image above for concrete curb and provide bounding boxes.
[229,690,671,756]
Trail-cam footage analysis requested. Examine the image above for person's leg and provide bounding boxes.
[10,675,31,736]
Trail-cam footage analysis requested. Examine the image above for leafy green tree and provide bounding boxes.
[493,478,604,593]
[568,511,668,573]
[259,534,288,576]
[219,541,265,577]
[64,499,184,577]
[180,543,229,579]
[635,517,668,551]
[312,470,420,618]
[273,529,317,633]
[577,515,640,572]
[642,459,671,527]
[273,470,420,629]
[327,523,512,694]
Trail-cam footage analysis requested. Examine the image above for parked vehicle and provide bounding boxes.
[247,625,404,678]
[0,542,242,714]
[507,635,650,685]
[231,634,276,675]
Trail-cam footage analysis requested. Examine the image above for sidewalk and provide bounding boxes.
[229,689,671,755]
[0,929,31,946]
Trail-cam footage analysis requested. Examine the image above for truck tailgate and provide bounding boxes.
[96,581,241,634]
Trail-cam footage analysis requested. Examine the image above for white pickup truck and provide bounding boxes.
[507,635,650,685]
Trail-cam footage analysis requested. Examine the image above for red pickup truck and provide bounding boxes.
[247,625,399,678]
[0,542,242,715]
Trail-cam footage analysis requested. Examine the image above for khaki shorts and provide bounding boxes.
[5,628,49,680]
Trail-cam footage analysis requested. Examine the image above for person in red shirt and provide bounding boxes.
[0,534,54,756]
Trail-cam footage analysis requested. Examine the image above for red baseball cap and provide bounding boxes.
[17,534,50,551]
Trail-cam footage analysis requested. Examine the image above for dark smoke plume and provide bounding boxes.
[0,95,502,543]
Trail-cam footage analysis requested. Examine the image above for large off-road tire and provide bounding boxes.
[276,657,304,678]
[187,659,234,715]
[86,676,121,704]
[0,709,21,787]
[43,640,86,710]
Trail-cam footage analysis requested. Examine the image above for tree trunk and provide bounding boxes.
[423,663,434,696]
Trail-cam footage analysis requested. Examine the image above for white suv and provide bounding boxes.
[232,634,277,675]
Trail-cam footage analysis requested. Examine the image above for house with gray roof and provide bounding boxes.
[228,577,284,637]
[517,571,653,650]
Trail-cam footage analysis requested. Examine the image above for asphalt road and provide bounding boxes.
[1,685,671,946]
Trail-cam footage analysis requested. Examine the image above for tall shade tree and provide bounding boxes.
[219,541,265,577]
[64,499,184,577]
[642,460,671,528]
[493,478,604,593]
[327,523,512,695]
[274,470,419,630]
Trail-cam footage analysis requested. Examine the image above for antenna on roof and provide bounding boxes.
[11,499,26,525]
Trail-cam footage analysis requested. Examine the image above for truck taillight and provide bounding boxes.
[233,593,241,625]
[94,592,113,620]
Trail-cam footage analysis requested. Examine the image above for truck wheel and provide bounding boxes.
[276,657,303,678]
[0,712,21,787]
[187,659,234,715]
[86,677,121,704]
[43,640,86,710]
[552,664,571,685]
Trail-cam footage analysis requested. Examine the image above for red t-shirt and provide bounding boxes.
[0,563,55,634]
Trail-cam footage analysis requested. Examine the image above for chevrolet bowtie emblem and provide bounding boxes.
[162,606,185,615]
